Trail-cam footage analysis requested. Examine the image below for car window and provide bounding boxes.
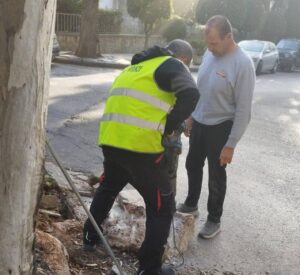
[277,40,300,51]
[239,41,265,52]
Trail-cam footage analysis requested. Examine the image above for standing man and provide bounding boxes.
[177,15,256,239]
[83,40,199,275]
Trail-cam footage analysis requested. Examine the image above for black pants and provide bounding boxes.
[185,120,233,223]
[84,146,175,274]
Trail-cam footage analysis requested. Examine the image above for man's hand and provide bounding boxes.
[219,146,234,167]
[184,117,193,137]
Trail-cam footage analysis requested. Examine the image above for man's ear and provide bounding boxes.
[227,33,233,40]
[181,57,190,66]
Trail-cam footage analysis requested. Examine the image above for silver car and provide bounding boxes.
[239,40,279,74]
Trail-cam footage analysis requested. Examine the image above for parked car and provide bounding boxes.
[277,39,300,72]
[238,40,279,74]
[52,34,60,61]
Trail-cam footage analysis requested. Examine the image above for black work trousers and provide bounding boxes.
[84,146,175,274]
[185,120,233,223]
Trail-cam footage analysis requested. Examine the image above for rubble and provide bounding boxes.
[40,194,60,210]
[165,212,195,261]
[102,189,146,252]
[35,230,71,275]
[36,168,240,274]
[103,189,195,260]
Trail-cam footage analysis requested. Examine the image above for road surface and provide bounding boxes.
[47,63,300,274]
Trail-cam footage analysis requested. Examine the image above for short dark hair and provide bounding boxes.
[166,39,193,64]
[206,15,233,38]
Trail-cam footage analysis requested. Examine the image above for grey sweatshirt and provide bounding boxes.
[192,47,256,148]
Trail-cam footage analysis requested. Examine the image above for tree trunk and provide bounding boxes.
[144,33,150,50]
[144,23,152,50]
[0,0,56,274]
[76,0,100,58]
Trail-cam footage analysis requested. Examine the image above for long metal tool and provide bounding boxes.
[46,139,125,275]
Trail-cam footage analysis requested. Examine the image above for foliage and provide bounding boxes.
[190,40,206,56]
[195,0,247,32]
[242,0,264,33]
[127,0,171,32]
[172,0,199,20]
[285,0,300,39]
[57,0,82,13]
[162,17,187,42]
[98,9,122,34]
[127,0,172,48]
[261,6,287,42]
[195,0,220,25]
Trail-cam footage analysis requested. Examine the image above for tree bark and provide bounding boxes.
[76,0,100,58]
[144,23,153,50]
[0,0,56,274]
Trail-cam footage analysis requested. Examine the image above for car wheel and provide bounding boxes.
[271,61,278,74]
[256,60,263,75]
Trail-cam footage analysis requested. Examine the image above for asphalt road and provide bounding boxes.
[48,63,300,274]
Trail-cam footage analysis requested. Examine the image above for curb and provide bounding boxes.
[53,56,199,72]
[54,56,129,70]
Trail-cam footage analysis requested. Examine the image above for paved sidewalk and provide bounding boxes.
[54,52,199,72]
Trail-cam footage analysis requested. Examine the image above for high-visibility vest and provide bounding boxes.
[99,56,176,153]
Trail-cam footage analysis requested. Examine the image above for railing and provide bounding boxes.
[55,13,81,33]
[55,12,122,34]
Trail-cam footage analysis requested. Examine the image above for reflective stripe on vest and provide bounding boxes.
[109,87,172,113]
[101,113,165,133]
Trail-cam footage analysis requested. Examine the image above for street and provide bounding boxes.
[48,63,300,274]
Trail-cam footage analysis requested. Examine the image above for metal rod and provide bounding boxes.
[46,139,125,275]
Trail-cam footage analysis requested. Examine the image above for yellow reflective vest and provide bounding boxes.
[99,56,177,153]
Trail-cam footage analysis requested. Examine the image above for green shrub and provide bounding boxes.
[57,0,82,13]
[98,9,123,34]
[162,17,187,42]
[190,40,206,56]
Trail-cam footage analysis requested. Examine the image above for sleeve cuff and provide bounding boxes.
[225,137,238,148]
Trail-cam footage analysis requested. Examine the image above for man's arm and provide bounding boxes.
[154,58,200,135]
[225,60,256,148]
[220,60,255,166]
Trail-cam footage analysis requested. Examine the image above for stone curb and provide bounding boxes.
[54,55,129,70]
[53,55,199,72]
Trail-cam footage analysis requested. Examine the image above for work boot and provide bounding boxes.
[198,221,221,239]
[177,202,199,217]
[161,265,176,275]
[82,227,104,251]
[83,232,98,251]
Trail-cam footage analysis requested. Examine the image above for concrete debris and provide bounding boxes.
[165,212,195,260]
[44,162,195,259]
[52,219,82,234]
[39,209,62,218]
[103,190,146,252]
[36,229,71,275]
[40,194,60,210]
[104,189,195,259]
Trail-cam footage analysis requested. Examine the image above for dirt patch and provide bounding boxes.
[35,174,138,275]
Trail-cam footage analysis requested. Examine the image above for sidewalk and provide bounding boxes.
[54,52,199,72]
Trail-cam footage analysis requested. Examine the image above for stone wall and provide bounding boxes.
[57,32,164,54]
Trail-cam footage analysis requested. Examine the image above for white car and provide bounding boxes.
[239,40,279,74]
